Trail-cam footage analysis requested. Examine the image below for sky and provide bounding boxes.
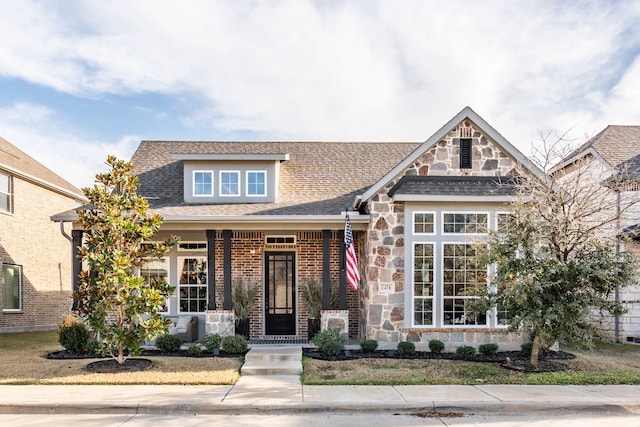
[1,0,640,189]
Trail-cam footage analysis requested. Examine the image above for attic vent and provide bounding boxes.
[265,235,296,249]
[458,126,474,138]
[460,138,472,169]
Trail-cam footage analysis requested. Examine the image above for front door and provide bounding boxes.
[264,252,296,335]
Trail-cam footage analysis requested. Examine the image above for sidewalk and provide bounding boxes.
[1,379,640,415]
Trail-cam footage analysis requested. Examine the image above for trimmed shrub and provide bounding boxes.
[221,335,248,354]
[322,340,344,357]
[456,345,476,360]
[201,333,222,352]
[311,328,345,349]
[428,339,445,354]
[397,341,416,357]
[187,345,203,357]
[84,339,100,355]
[156,334,182,353]
[58,316,90,354]
[479,343,499,356]
[360,339,378,354]
[521,342,533,357]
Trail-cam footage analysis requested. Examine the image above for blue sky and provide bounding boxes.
[1,0,640,189]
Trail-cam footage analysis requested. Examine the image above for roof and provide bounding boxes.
[388,175,520,198]
[356,106,545,207]
[0,136,86,201]
[562,125,640,170]
[131,141,422,217]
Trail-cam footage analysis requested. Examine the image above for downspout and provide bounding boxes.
[58,220,72,242]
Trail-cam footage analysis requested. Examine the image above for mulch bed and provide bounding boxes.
[303,348,575,373]
[47,348,246,360]
[86,358,153,373]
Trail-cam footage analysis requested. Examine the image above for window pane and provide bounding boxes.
[442,243,487,326]
[2,264,21,310]
[194,172,212,195]
[247,172,266,196]
[443,212,488,234]
[0,173,9,193]
[178,257,207,312]
[414,212,434,234]
[413,243,434,326]
[0,173,11,213]
[220,172,239,195]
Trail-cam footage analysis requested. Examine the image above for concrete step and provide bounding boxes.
[240,360,303,376]
[244,346,302,363]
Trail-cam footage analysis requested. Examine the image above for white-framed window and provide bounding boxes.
[442,212,489,234]
[442,243,488,326]
[413,243,435,326]
[246,171,266,196]
[193,171,213,197]
[496,212,513,232]
[0,172,12,213]
[2,263,22,311]
[413,212,435,234]
[219,170,240,197]
[178,257,207,313]
[140,257,169,313]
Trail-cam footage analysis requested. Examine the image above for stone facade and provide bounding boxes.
[363,120,522,346]
[205,310,235,336]
[321,309,349,341]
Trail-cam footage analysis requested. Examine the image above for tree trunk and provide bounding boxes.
[530,334,541,367]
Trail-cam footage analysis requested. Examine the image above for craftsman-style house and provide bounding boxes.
[55,107,547,350]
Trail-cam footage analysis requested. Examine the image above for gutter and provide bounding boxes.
[0,162,87,202]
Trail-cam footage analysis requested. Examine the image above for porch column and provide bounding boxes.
[338,229,347,310]
[71,230,83,311]
[322,229,331,310]
[206,230,216,310]
[223,230,232,310]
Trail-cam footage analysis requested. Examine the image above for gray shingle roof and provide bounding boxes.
[388,176,520,197]
[566,125,640,168]
[131,141,422,217]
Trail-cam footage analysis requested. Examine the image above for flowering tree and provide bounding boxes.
[76,156,178,364]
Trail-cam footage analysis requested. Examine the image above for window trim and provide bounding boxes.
[219,170,241,197]
[246,170,267,197]
[192,170,214,197]
[413,211,436,235]
[0,172,12,214]
[2,263,22,312]
[441,211,490,235]
[177,256,208,314]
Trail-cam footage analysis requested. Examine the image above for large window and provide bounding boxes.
[442,244,487,326]
[220,171,240,196]
[193,171,213,196]
[443,212,488,234]
[0,173,12,213]
[246,171,266,196]
[2,264,21,311]
[140,258,169,312]
[178,257,207,312]
[413,243,434,326]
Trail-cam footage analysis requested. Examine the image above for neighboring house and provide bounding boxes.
[0,137,86,332]
[54,107,544,350]
[552,125,640,343]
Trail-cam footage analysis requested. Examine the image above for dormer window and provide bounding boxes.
[193,171,213,197]
[247,171,266,196]
[220,171,240,196]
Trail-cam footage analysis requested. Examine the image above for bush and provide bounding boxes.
[201,333,222,352]
[322,340,344,357]
[428,339,445,354]
[397,341,416,357]
[479,343,499,356]
[360,339,378,354]
[221,335,248,354]
[84,339,100,355]
[58,315,90,354]
[456,345,476,360]
[521,342,532,357]
[155,334,182,353]
[311,328,345,348]
[187,344,203,357]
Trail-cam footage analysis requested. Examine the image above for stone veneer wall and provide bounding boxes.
[363,120,521,345]
[205,310,235,336]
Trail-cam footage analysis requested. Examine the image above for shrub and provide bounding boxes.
[397,341,416,357]
[201,333,222,352]
[84,339,100,355]
[456,345,476,360]
[521,342,533,357]
[58,315,90,354]
[479,343,499,356]
[428,339,445,354]
[360,339,378,354]
[155,334,182,353]
[221,335,248,354]
[311,328,345,349]
[187,345,203,357]
[322,340,344,357]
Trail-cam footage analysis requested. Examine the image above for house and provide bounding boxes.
[552,125,640,343]
[54,107,545,350]
[0,137,86,332]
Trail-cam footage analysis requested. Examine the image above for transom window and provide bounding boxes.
[443,212,488,234]
[0,173,12,213]
[413,243,434,326]
[220,171,240,196]
[442,243,487,326]
[193,171,213,196]
[247,171,266,196]
[178,257,207,312]
[2,264,22,311]
[414,212,435,234]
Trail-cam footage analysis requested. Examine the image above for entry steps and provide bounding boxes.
[240,346,302,375]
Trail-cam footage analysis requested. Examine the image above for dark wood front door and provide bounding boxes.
[265,252,296,335]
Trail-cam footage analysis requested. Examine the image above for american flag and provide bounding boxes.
[344,214,360,291]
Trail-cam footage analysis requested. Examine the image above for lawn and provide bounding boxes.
[302,341,640,386]
[0,330,242,385]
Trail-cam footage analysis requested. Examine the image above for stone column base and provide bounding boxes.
[205,310,235,337]
[321,310,349,341]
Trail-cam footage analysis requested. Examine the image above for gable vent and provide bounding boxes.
[458,126,474,138]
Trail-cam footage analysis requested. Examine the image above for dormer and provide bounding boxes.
[171,153,289,204]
